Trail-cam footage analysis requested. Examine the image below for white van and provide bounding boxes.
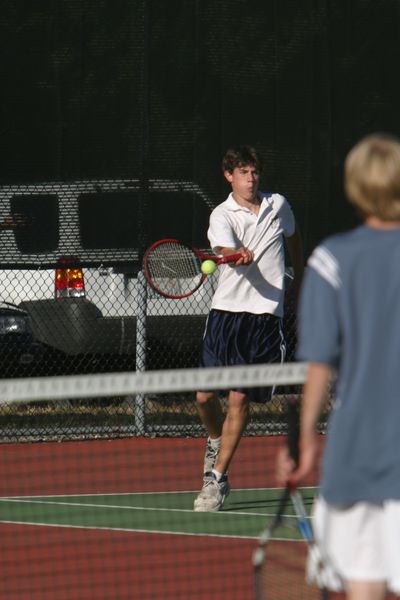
[0,179,216,374]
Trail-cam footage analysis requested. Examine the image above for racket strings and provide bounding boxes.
[147,242,202,296]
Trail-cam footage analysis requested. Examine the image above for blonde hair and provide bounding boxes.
[344,133,400,221]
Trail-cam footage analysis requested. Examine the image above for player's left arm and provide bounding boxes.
[279,243,340,487]
[292,362,332,484]
[276,362,331,487]
[284,223,304,303]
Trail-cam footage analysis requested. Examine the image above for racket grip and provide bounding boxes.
[217,252,245,265]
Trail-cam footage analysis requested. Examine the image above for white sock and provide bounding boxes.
[208,436,221,448]
[212,469,225,482]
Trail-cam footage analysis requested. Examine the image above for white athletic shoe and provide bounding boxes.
[203,439,220,474]
[193,472,230,512]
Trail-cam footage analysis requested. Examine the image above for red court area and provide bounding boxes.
[0,436,320,600]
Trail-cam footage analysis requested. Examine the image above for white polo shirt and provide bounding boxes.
[207,191,295,316]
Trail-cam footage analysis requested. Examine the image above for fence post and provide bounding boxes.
[135,270,147,434]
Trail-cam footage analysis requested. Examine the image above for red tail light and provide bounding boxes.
[55,257,85,298]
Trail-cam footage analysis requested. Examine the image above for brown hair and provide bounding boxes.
[345,133,400,220]
[222,145,264,174]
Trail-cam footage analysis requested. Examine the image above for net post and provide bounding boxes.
[134,269,147,434]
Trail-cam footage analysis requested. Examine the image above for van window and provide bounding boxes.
[11,194,59,254]
[79,189,211,251]
[148,191,210,248]
[79,192,140,249]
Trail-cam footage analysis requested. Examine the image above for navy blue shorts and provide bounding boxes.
[199,309,286,403]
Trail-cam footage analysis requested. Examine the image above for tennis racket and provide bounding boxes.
[253,398,330,600]
[143,238,243,299]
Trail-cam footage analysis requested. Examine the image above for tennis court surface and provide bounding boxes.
[0,364,322,600]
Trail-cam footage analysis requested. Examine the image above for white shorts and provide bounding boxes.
[311,496,400,594]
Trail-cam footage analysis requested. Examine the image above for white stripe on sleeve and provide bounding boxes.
[308,246,341,289]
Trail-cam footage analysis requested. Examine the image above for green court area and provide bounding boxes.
[0,487,317,539]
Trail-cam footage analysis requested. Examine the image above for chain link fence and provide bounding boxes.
[0,179,299,442]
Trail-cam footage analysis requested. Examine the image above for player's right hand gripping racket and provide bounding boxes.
[253,399,330,600]
[143,238,243,299]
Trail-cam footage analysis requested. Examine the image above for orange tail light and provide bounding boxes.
[55,257,85,298]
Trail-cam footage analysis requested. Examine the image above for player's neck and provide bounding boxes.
[365,215,400,229]
[232,192,261,214]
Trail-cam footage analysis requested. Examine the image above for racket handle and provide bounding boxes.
[217,252,245,265]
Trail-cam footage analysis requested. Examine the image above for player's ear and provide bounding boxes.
[223,170,233,183]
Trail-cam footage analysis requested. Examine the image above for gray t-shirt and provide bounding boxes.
[297,225,400,504]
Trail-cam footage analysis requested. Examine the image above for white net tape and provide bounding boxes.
[0,362,309,404]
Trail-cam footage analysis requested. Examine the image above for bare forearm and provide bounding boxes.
[217,246,239,257]
[301,363,331,441]
[215,246,254,265]
[276,362,332,486]
[281,362,332,485]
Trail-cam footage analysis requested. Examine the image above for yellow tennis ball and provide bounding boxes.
[201,259,217,275]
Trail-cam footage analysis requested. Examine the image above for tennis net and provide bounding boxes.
[0,362,327,600]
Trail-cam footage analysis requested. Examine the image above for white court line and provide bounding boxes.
[0,517,307,542]
[0,485,317,499]
[0,496,307,519]
[0,519,307,541]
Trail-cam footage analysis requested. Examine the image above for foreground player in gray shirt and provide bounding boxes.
[278,133,400,600]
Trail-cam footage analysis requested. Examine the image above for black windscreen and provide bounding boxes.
[10,194,59,254]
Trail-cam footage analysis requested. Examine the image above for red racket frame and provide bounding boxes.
[143,238,242,299]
